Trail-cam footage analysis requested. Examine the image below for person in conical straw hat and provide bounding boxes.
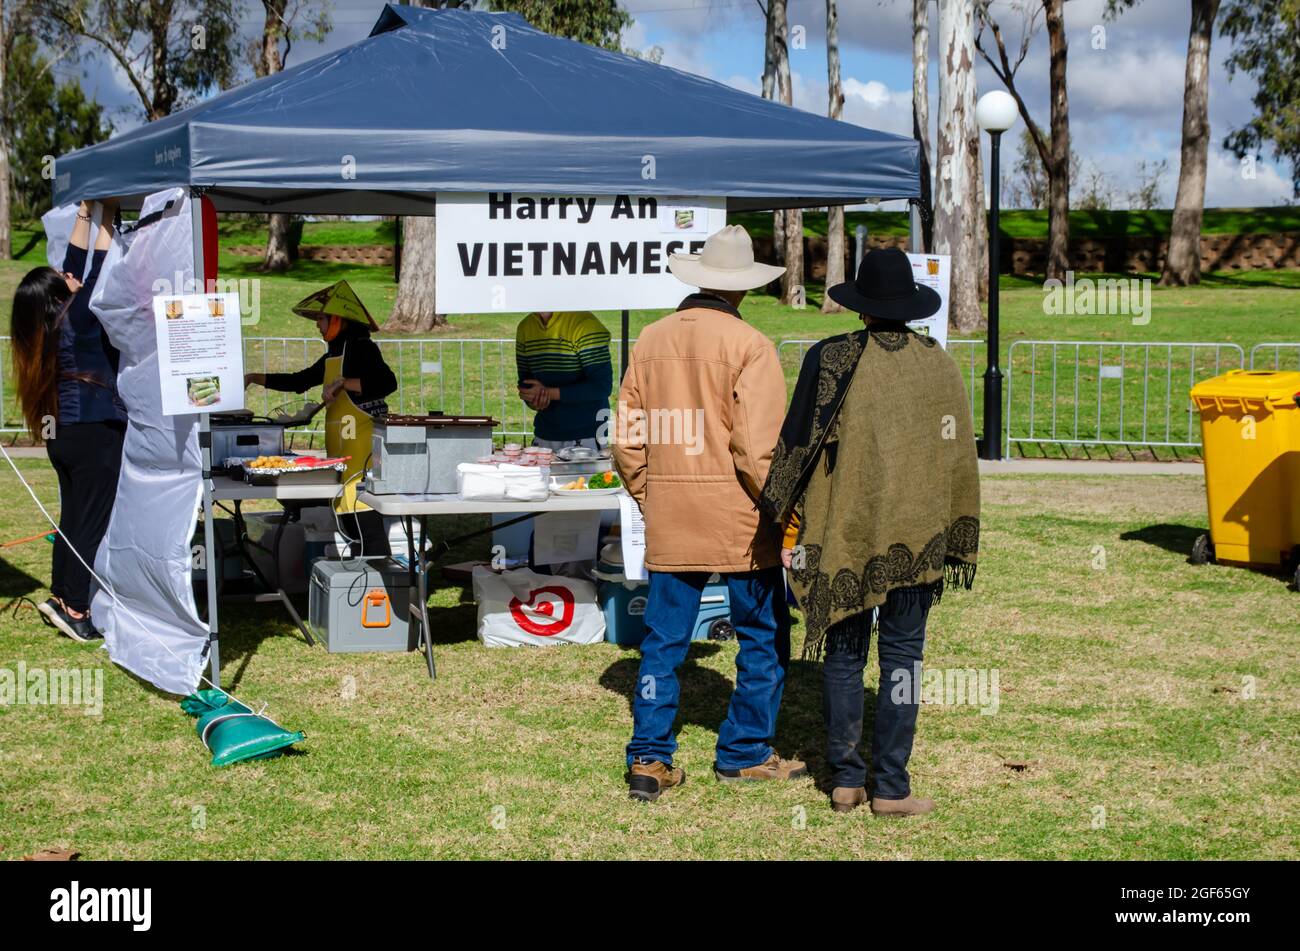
[611,224,808,803]
[244,280,396,554]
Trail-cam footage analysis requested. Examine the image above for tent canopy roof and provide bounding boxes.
[54,4,920,214]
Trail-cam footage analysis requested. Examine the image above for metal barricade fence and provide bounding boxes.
[1250,343,1300,371]
[1005,340,1245,454]
[243,335,642,445]
[777,338,985,425]
[3,335,1290,451]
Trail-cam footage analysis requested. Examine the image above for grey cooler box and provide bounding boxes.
[367,414,496,495]
[308,557,415,653]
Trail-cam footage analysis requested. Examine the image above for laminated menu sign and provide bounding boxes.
[905,252,951,350]
[152,292,245,416]
[617,494,647,582]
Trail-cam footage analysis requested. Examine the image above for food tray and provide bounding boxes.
[241,460,346,486]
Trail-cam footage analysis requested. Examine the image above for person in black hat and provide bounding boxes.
[758,248,981,816]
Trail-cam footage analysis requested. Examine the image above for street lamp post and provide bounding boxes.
[975,90,1018,461]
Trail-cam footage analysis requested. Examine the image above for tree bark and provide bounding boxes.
[935,0,984,333]
[386,214,444,332]
[389,0,445,329]
[263,212,295,271]
[1162,0,1220,286]
[0,0,11,260]
[822,0,846,312]
[1043,0,1070,281]
[912,0,934,252]
[974,0,1070,280]
[148,5,174,119]
[768,0,803,305]
[258,0,295,272]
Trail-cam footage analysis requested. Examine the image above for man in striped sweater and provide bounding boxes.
[515,311,613,449]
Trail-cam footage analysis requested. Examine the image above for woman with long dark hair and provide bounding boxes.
[10,198,123,642]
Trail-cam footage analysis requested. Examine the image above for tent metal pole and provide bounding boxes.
[191,188,220,689]
[620,309,629,382]
[908,199,923,253]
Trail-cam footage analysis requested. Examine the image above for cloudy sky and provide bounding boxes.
[64,0,1295,211]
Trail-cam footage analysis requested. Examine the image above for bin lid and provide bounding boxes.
[1190,369,1300,406]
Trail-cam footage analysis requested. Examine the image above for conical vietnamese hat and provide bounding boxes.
[291,280,380,331]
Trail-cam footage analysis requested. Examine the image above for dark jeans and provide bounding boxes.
[45,420,126,613]
[626,566,791,770]
[822,596,929,799]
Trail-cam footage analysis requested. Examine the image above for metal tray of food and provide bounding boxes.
[240,455,346,486]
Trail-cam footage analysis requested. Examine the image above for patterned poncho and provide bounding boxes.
[758,325,981,658]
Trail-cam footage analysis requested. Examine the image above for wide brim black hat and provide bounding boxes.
[827,247,942,322]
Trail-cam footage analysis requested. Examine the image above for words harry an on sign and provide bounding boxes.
[435,192,727,314]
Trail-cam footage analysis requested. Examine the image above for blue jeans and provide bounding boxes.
[626,567,790,770]
[822,598,928,799]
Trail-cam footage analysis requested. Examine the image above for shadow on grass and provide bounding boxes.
[0,552,45,601]
[1119,523,1202,560]
[598,644,871,794]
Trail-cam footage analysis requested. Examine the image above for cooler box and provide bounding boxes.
[307,557,415,653]
[595,557,734,646]
[1190,369,1300,570]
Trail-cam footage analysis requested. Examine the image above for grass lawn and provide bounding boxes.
[0,461,1295,859]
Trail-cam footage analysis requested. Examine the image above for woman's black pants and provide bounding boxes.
[822,596,929,800]
[45,421,126,614]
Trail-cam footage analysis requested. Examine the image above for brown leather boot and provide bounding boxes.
[627,759,686,802]
[830,786,867,813]
[713,752,808,783]
[870,794,936,817]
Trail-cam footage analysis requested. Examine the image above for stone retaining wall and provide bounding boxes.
[231,230,1300,277]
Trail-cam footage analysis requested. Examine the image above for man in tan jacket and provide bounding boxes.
[613,225,807,802]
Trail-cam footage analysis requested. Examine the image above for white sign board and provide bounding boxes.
[152,292,245,416]
[435,192,728,314]
[617,493,647,582]
[905,252,951,350]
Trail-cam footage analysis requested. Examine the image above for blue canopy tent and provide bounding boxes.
[55,4,921,213]
[52,3,925,687]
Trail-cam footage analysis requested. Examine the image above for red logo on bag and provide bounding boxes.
[509,586,576,637]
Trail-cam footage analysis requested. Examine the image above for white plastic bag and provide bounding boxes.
[457,463,547,501]
[472,566,605,647]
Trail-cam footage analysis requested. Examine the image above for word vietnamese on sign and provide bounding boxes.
[152,292,245,416]
[435,192,728,314]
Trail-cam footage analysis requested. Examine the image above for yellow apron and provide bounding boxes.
[323,349,374,514]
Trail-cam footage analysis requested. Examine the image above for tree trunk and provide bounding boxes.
[386,215,444,332]
[256,1,294,271]
[148,6,174,119]
[0,2,10,261]
[822,0,846,312]
[263,213,294,271]
[912,0,933,252]
[1162,0,1220,286]
[768,0,803,305]
[1044,0,1070,282]
[935,0,984,333]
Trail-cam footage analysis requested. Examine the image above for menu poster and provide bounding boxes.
[905,252,951,350]
[152,292,245,416]
[617,494,647,582]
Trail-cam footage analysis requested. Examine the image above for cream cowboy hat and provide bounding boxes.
[667,225,786,292]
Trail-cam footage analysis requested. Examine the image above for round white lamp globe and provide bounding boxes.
[976,90,1019,133]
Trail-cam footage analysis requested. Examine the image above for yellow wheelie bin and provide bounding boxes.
[1189,369,1300,589]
